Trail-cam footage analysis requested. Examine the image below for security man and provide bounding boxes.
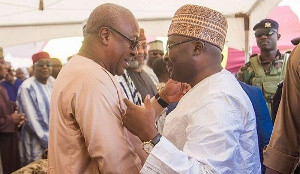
[238,18,290,113]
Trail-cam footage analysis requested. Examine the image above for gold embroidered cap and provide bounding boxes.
[0,47,3,58]
[168,4,228,50]
[148,40,164,52]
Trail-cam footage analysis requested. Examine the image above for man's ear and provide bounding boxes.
[193,40,204,55]
[98,27,110,46]
[277,33,281,41]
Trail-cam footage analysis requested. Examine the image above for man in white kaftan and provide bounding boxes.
[122,4,261,174]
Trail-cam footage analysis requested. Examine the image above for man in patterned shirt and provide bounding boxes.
[17,52,55,166]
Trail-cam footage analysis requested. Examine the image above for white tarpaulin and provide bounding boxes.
[0,0,282,52]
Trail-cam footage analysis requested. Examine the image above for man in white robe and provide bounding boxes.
[122,4,261,174]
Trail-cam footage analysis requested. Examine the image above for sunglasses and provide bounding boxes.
[254,30,277,38]
[34,61,52,67]
[107,26,139,50]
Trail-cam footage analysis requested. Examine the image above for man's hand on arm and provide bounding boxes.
[122,95,158,142]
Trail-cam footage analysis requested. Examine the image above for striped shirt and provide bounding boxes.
[115,70,142,106]
[17,76,55,166]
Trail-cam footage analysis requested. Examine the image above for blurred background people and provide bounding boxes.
[15,68,27,81]
[143,40,164,85]
[127,29,157,100]
[0,67,23,103]
[0,47,25,174]
[50,58,62,79]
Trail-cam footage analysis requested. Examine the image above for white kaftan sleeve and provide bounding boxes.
[141,137,219,174]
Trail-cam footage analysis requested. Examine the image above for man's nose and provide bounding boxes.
[131,47,138,56]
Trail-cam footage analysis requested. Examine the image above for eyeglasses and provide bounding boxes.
[150,51,164,57]
[254,30,277,38]
[34,61,52,67]
[166,39,196,52]
[107,26,139,50]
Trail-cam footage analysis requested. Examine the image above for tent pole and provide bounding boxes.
[244,16,250,63]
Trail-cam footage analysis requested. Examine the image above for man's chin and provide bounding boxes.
[116,70,125,76]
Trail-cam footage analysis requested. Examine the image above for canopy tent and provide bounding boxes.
[0,0,282,54]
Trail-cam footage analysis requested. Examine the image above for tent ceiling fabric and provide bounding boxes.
[0,0,282,50]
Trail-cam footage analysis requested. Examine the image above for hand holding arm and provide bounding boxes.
[122,95,158,142]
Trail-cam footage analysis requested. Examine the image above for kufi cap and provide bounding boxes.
[139,28,146,41]
[32,51,50,64]
[168,4,228,50]
[148,40,164,52]
[253,19,279,31]
[0,47,3,58]
[291,37,300,46]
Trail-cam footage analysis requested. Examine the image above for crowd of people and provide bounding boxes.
[0,3,299,174]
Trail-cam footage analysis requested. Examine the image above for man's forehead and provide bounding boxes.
[139,39,147,44]
[167,34,188,42]
[149,50,164,53]
[36,58,51,62]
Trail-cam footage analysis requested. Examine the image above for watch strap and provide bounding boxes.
[155,93,169,108]
[151,133,162,146]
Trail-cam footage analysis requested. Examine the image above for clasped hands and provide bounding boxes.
[11,111,26,128]
[122,79,190,141]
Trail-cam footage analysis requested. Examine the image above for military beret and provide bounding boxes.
[253,19,279,31]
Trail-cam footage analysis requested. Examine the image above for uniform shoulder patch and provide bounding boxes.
[249,54,258,58]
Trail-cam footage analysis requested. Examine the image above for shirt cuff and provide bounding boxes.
[263,145,300,173]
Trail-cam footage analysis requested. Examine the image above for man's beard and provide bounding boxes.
[128,60,143,70]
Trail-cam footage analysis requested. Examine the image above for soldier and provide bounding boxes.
[237,19,290,113]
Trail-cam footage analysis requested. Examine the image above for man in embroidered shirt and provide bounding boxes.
[122,4,261,173]
[17,51,55,166]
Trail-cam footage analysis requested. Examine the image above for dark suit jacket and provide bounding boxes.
[239,81,273,173]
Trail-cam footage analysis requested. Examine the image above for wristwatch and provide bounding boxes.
[142,133,162,154]
[155,93,169,108]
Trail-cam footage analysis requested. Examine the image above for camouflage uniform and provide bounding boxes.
[238,50,290,113]
[237,50,289,85]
